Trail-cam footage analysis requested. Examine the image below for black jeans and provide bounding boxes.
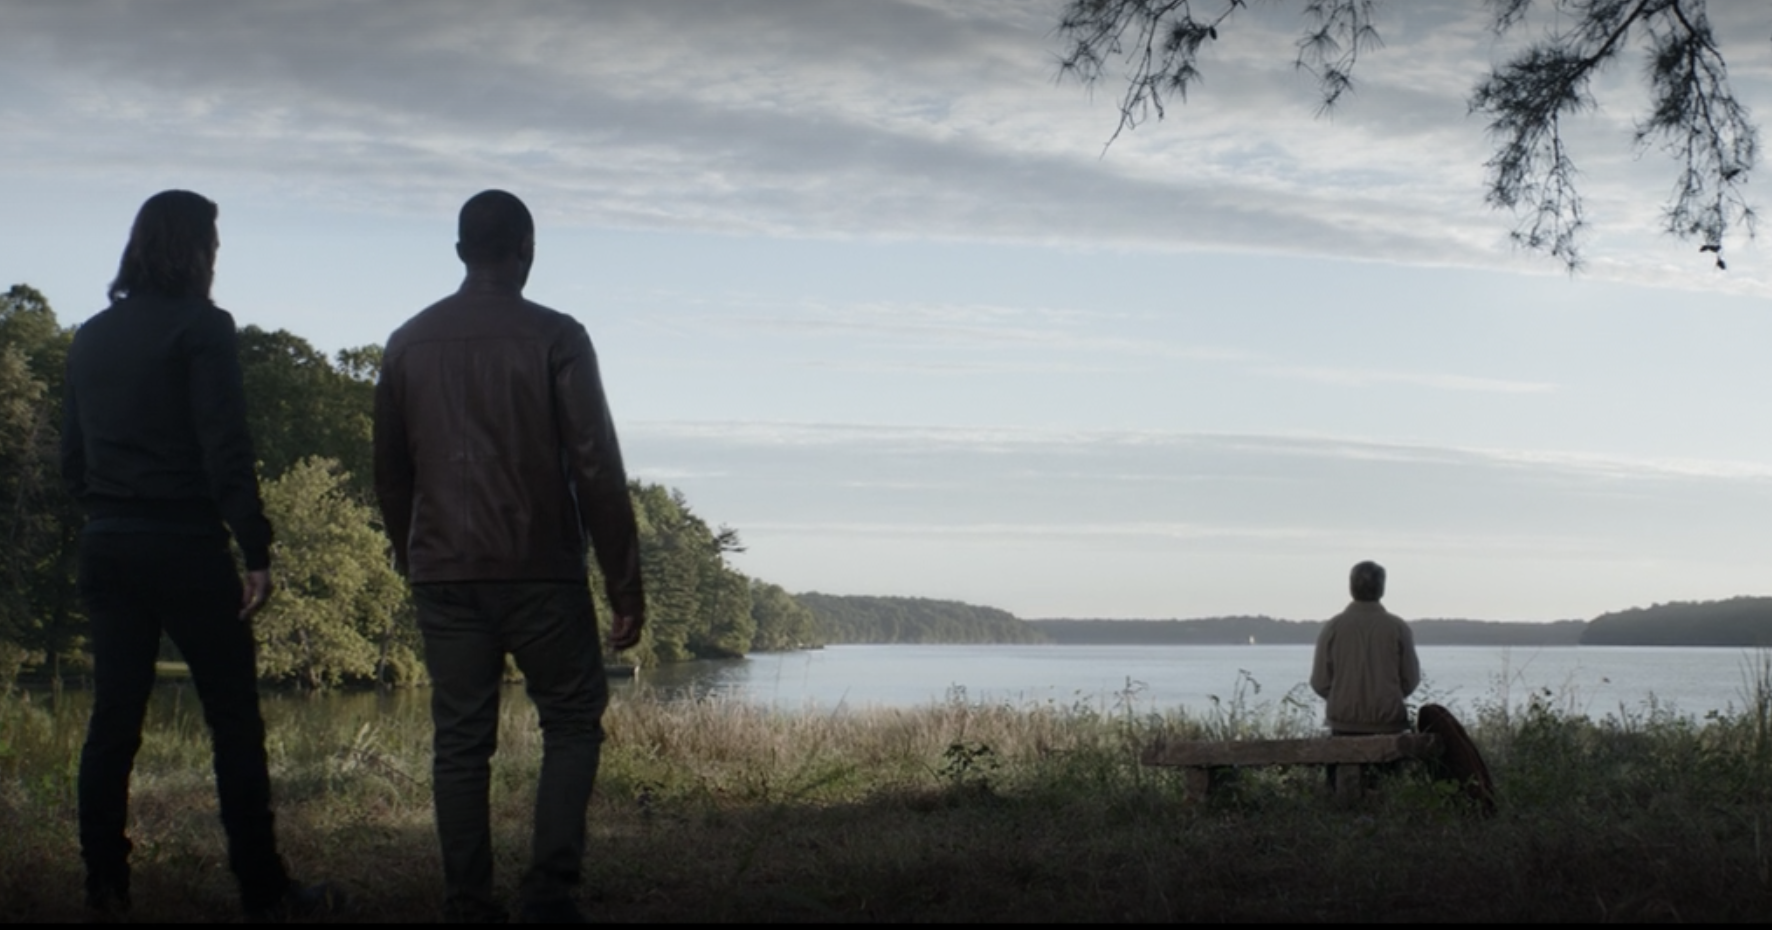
[413,582,610,912]
[76,531,289,911]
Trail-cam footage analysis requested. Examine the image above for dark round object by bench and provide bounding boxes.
[1416,703,1497,817]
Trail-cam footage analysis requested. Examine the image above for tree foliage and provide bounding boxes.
[749,580,823,652]
[1055,0,1759,269]
[2,284,821,687]
[1582,596,1772,646]
[0,286,81,686]
[796,594,1049,645]
[255,456,417,689]
[237,327,379,498]
[594,482,772,666]
[0,345,50,689]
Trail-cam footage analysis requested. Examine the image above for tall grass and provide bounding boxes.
[3,667,1771,921]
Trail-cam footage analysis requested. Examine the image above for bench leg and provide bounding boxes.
[1333,764,1362,807]
[1184,767,1211,801]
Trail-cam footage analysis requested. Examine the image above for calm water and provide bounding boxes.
[624,644,1772,720]
[30,644,1765,727]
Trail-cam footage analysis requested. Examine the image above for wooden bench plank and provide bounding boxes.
[1141,733,1439,768]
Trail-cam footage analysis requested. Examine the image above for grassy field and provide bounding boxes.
[3,670,1772,922]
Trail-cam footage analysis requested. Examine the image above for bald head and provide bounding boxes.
[456,190,534,267]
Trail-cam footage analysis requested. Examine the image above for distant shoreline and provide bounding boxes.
[1023,617,1587,647]
[801,593,1772,649]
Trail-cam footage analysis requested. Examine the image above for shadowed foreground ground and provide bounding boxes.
[3,683,1771,922]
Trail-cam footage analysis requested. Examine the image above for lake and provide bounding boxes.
[625,643,1772,721]
[27,643,1766,727]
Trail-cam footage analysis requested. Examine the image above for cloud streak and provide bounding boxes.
[625,420,1772,484]
[1259,366,1559,395]
[621,419,1772,618]
[663,297,1561,392]
[4,1,1766,290]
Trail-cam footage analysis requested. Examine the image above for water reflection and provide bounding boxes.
[621,655,757,704]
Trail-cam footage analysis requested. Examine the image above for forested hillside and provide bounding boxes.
[1032,616,1316,645]
[797,594,1049,644]
[1031,617,1586,646]
[1582,597,1772,646]
[0,284,819,689]
[1412,619,1585,646]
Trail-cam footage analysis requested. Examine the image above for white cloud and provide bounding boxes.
[4,1,1767,289]
[1258,366,1560,394]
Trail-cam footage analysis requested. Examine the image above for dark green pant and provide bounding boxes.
[413,582,609,914]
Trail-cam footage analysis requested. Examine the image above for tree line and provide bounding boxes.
[9,280,1759,690]
[0,284,821,691]
[797,594,1051,645]
[1581,597,1772,646]
[1030,616,1590,646]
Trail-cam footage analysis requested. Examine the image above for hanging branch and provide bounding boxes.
[1055,0,1759,270]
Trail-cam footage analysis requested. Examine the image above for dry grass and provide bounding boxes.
[3,675,1772,922]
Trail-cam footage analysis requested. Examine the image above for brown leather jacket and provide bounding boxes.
[372,282,644,619]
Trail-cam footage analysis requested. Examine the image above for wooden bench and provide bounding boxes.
[1141,733,1441,805]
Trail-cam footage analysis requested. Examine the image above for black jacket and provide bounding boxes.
[61,295,273,569]
[372,281,644,619]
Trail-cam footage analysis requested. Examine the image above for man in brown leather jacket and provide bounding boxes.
[373,190,645,923]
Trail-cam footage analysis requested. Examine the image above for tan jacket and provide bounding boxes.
[1310,600,1421,733]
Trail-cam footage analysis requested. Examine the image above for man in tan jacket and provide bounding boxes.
[1311,561,1421,734]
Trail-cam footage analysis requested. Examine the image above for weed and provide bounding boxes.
[937,741,998,791]
[2,681,1771,921]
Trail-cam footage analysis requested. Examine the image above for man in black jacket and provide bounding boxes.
[374,190,646,923]
[62,190,334,919]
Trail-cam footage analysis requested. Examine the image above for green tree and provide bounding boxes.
[749,581,823,652]
[255,457,415,689]
[0,346,48,689]
[691,564,754,660]
[631,484,709,664]
[237,327,378,498]
[0,285,70,387]
[1055,0,1759,269]
[590,481,756,666]
[0,286,82,686]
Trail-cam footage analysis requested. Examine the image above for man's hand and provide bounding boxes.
[608,613,644,652]
[240,569,273,621]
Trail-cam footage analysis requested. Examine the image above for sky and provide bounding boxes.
[3,1,1770,623]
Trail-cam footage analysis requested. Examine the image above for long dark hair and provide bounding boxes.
[108,190,219,303]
